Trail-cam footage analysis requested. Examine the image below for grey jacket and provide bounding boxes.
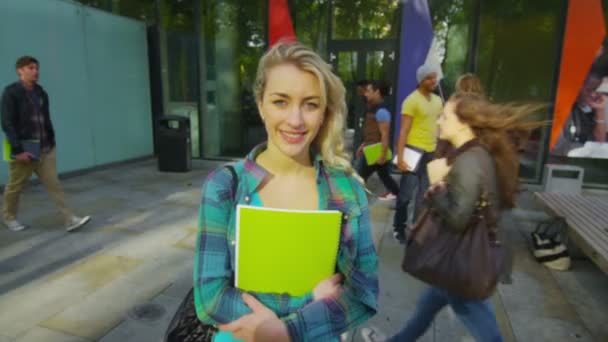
[430,144,500,232]
[429,142,514,283]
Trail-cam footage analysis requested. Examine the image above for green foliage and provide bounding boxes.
[331,0,399,39]
[294,0,329,55]
[203,0,265,124]
[78,0,157,23]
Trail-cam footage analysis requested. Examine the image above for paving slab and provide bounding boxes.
[0,254,142,338]
[13,327,92,342]
[98,294,181,342]
[39,248,190,340]
[1,162,607,342]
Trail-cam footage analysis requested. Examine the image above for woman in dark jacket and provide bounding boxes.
[434,73,484,159]
[389,93,543,342]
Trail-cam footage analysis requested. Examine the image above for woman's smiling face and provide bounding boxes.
[257,63,326,161]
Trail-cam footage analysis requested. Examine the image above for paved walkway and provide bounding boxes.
[0,159,606,341]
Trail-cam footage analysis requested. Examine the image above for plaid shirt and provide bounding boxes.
[194,144,378,341]
[25,87,51,152]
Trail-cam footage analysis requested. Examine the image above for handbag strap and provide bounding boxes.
[224,164,238,287]
[471,142,501,245]
[477,190,501,245]
[446,139,480,166]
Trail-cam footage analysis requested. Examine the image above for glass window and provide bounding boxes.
[546,0,608,187]
[167,31,198,102]
[159,0,195,31]
[476,0,564,182]
[201,0,266,158]
[157,1,199,156]
[336,52,358,130]
[477,1,562,103]
[331,0,400,40]
[430,0,476,96]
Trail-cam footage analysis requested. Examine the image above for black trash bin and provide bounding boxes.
[157,115,191,172]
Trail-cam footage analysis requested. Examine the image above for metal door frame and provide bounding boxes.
[328,40,399,153]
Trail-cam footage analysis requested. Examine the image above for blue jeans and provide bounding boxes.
[389,286,503,342]
[392,152,433,233]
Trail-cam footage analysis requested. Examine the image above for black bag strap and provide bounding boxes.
[224,164,239,287]
[163,165,240,342]
[224,164,238,198]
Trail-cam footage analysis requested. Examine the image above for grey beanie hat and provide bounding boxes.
[416,64,438,84]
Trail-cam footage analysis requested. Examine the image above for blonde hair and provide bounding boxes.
[253,41,358,178]
[449,93,547,208]
[455,73,484,95]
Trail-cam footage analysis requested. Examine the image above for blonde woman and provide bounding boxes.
[455,73,484,95]
[194,42,378,342]
[435,73,485,159]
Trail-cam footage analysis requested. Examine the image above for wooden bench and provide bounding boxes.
[534,192,608,274]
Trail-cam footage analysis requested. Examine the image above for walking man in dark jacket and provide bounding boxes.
[1,56,90,231]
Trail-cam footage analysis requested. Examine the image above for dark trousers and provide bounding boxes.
[388,286,503,342]
[393,152,433,233]
[354,156,400,195]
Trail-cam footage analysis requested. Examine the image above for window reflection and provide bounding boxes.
[201,0,266,158]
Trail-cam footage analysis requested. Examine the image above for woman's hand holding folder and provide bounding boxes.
[219,293,289,342]
[313,273,343,300]
[397,157,410,172]
[218,273,345,342]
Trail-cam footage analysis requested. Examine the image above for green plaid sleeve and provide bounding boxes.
[193,167,314,325]
[281,178,379,341]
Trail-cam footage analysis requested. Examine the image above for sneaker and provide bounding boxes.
[5,220,27,232]
[377,192,397,201]
[361,327,387,342]
[393,230,406,243]
[66,215,91,232]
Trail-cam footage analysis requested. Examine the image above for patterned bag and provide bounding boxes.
[164,165,237,342]
[164,288,218,342]
[531,219,571,271]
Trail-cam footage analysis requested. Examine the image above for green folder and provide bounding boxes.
[3,139,11,162]
[235,205,342,296]
[3,139,41,161]
[363,143,392,165]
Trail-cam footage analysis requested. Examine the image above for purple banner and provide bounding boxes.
[394,0,434,146]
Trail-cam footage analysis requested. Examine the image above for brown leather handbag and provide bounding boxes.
[401,191,505,300]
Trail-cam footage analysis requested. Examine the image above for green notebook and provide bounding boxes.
[235,205,342,296]
[363,143,392,165]
[3,139,11,162]
[3,139,40,161]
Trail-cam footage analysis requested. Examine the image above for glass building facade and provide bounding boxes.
[75,0,608,188]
